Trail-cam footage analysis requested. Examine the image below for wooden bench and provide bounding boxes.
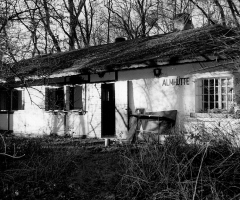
[128,110,177,143]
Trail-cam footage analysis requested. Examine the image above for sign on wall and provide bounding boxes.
[162,77,190,86]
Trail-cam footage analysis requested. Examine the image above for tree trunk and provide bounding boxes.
[213,0,226,27]
[227,0,240,27]
[42,0,61,52]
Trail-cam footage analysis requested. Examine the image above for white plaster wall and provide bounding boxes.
[11,85,90,137]
[117,62,236,137]
[115,81,128,139]
[9,61,237,138]
[86,83,102,138]
[183,117,240,145]
[43,113,65,136]
[130,77,194,114]
[13,86,45,135]
[118,63,197,124]
[68,113,88,137]
[12,86,66,136]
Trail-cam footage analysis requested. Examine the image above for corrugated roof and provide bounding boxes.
[5,25,240,79]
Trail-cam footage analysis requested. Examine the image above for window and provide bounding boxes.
[69,85,84,110]
[0,89,24,111]
[0,90,10,110]
[12,89,24,110]
[198,77,234,112]
[45,87,64,111]
[45,85,86,111]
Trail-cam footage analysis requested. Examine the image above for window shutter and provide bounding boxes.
[0,90,7,110]
[55,87,64,110]
[12,90,19,110]
[65,86,70,111]
[69,85,83,110]
[69,86,74,110]
[18,90,24,110]
[6,90,11,110]
[74,85,83,109]
[45,87,50,111]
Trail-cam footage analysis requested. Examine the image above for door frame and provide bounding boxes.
[101,83,116,138]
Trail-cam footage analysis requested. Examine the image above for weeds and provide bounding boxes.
[2,130,240,199]
[0,135,122,199]
[117,135,240,200]
[0,136,82,199]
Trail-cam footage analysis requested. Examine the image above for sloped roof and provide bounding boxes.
[5,25,240,79]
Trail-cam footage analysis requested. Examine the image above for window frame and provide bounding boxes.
[69,85,83,110]
[11,88,25,111]
[0,88,24,111]
[45,86,65,111]
[196,76,234,113]
[45,84,86,113]
[0,90,10,111]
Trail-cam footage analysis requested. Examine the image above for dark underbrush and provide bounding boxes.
[117,136,240,200]
[1,135,240,199]
[0,136,122,199]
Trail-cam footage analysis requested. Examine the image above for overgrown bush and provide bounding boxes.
[117,135,240,200]
[0,135,123,199]
[0,136,79,199]
[2,131,240,199]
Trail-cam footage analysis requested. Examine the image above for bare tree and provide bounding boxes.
[15,0,41,57]
[61,0,86,50]
[2,0,240,63]
[104,0,162,39]
[33,0,61,52]
[77,0,97,47]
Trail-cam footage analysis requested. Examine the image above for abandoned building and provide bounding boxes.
[0,24,240,142]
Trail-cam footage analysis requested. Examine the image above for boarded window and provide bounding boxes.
[69,85,83,110]
[45,87,64,111]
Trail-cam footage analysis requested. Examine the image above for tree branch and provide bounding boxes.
[189,0,216,25]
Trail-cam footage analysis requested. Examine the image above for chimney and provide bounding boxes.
[173,13,194,31]
[115,37,126,43]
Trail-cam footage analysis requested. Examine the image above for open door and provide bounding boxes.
[101,83,115,137]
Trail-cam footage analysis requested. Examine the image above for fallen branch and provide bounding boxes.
[0,133,25,159]
[0,152,25,159]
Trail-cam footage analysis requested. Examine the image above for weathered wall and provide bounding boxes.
[118,63,196,126]
[12,86,66,136]
[4,61,239,139]
[85,83,102,138]
[117,62,239,140]
[68,114,88,137]
[115,81,128,138]
[11,84,101,137]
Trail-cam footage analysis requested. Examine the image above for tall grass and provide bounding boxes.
[117,134,240,200]
[0,136,79,199]
[0,136,123,199]
[2,128,240,199]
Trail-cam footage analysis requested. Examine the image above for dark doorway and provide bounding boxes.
[101,83,115,137]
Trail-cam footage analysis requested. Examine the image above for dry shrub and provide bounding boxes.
[117,133,240,200]
[0,136,78,199]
